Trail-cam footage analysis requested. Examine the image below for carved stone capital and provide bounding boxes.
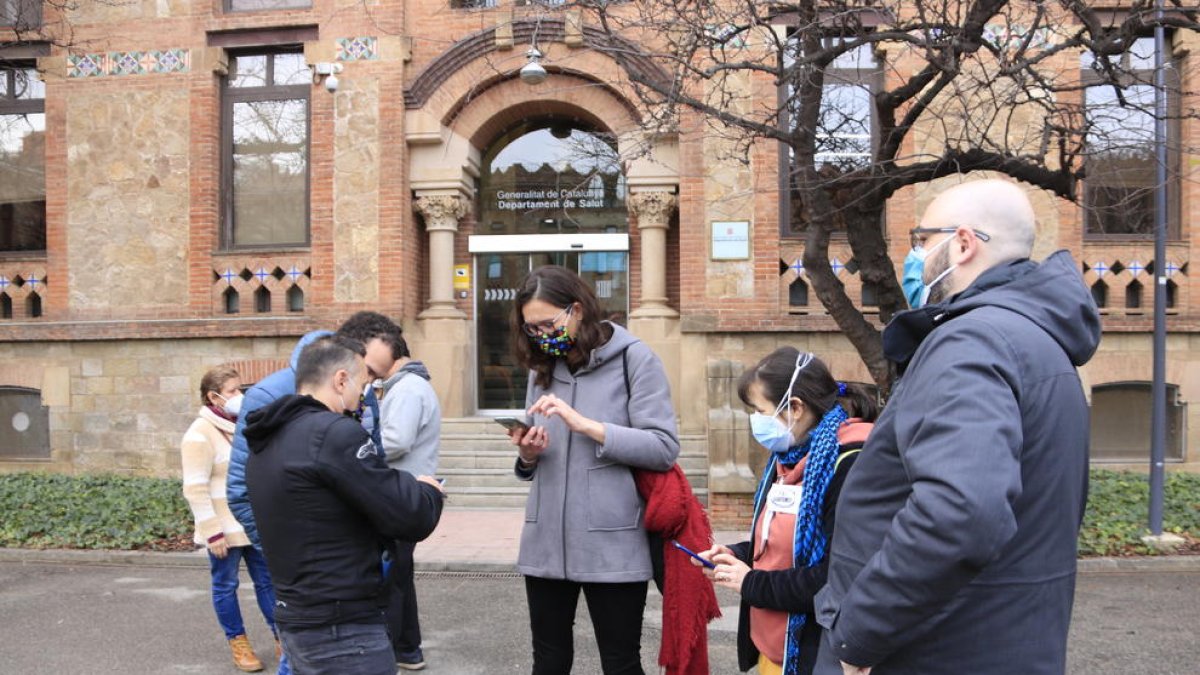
[627,191,677,230]
[414,194,469,232]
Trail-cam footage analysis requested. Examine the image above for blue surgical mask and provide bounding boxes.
[749,352,813,455]
[750,412,795,454]
[904,234,956,308]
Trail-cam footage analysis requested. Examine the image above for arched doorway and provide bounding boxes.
[472,118,630,410]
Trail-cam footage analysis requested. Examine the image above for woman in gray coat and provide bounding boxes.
[508,265,680,675]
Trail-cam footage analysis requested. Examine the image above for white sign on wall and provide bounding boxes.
[711,221,750,260]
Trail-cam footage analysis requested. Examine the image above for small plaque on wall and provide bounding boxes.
[711,221,750,260]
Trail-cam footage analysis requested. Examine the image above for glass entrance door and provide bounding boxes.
[475,251,628,410]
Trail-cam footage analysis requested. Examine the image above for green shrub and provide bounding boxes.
[0,473,191,550]
[1079,469,1200,556]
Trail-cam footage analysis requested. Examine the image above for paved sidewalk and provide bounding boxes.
[1,507,1196,573]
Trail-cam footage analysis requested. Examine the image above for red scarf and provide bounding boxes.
[635,464,722,675]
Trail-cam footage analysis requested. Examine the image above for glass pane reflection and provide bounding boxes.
[0,112,46,251]
[481,127,627,235]
[231,99,308,245]
[230,55,268,88]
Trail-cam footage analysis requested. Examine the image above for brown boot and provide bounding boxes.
[228,634,264,672]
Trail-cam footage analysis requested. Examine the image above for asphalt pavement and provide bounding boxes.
[0,560,1197,674]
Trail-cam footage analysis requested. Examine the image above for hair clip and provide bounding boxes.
[837,382,847,397]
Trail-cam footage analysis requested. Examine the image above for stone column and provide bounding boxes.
[628,189,678,318]
[414,193,469,319]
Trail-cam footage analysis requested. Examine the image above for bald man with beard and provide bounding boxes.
[812,179,1102,675]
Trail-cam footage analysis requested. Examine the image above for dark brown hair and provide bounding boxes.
[737,347,878,422]
[337,311,404,359]
[512,265,612,389]
[199,365,240,406]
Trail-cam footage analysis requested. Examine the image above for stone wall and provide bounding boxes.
[66,89,191,313]
[0,337,297,476]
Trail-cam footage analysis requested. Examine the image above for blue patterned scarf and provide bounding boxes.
[750,403,848,675]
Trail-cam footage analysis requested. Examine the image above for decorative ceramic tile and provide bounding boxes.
[151,49,190,74]
[67,49,190,78]
[336,37,378,62]
[67,54,107,78]
[109,51,146,76]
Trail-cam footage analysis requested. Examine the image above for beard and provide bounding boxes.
[923,243,954,305]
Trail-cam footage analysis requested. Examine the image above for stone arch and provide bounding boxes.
[404,18,670,114]
[1081,353,1196,405]
[451,73,640,149]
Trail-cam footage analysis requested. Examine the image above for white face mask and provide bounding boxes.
[216,392,243,417]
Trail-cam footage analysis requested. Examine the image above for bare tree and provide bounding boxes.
[583,0,1200,389]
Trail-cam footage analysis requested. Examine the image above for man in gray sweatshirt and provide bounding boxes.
[377,336,441,671]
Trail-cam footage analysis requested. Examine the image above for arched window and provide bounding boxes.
[1090,382,1185,461]
[0,386,49,459]
[788,277,809,307]
[480,119,626,235]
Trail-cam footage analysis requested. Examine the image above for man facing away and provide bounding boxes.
[376,335,442,671]
[244,335,445,675]
[814,179,1102,675]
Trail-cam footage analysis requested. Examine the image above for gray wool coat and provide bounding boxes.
[515,323,680,582]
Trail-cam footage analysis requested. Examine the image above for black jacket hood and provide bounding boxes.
[244,394,327,453]
[884,250,1101,372]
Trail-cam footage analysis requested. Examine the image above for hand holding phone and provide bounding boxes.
[672,540,717,569]
[494,416,530,433]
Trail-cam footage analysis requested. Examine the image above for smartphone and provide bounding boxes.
[494,416,530,432]
[671,540,717,569]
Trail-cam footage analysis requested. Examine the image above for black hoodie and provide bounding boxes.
[244,394,444,627]
[813,250,1101,674]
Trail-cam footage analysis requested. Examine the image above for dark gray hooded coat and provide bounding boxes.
[813,251,1101,675]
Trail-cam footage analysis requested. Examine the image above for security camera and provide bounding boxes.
[324,72,339,93]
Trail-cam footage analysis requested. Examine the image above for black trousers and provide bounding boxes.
[384,540,421,657]
[525,575,648,675]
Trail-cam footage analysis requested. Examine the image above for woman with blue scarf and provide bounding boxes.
[697,348,877,675]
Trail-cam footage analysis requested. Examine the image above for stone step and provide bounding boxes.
[437,466,709,489]
[442,485,710,509]
[438,449,710,473]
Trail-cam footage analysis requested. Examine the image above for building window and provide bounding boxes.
[453,0,498,7]
[0,386,50,460]
[224,0,311,13]
[0,0,42,29]
[0,63,46,253]
[1081,37,1180,239]
[782,40,882,236]
[222,50,310,248]
[1090,383,1185,461]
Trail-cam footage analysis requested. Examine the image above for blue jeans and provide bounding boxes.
[208,545,278,639]
[279,621,394,675]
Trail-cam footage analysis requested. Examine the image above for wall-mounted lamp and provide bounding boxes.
[520,47,547,86]
[312,62,344,93]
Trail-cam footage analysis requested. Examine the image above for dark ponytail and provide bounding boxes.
[737,347,879,422]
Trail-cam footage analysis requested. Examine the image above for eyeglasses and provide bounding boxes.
[910,226,991,247]
[522,305,573,337]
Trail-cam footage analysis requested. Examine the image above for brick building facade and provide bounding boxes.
[1,2,1197,524]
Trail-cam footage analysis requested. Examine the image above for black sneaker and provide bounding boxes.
[396,649,425,671]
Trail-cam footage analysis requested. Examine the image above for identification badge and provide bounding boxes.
[765,483,803,516]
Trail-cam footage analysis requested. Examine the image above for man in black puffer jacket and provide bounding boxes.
[245,335,445,675]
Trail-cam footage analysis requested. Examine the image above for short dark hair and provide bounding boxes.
[395,335,410,359]
[511,265,610,389]
[337,311,404,359]
[295,335,366,390]
[737,347,879,422]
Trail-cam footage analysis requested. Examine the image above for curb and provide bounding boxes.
[3,547,1198,574]
[0,547,520,575]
